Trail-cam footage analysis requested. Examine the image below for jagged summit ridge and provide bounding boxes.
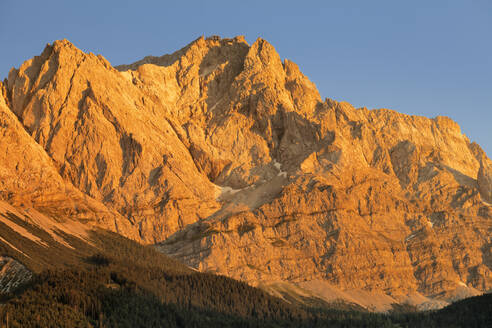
[1,36,491,310]
[116,35,249,71]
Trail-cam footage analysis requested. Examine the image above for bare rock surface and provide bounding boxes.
[0,80,137,238]
[1,36,491,308]
[478,160,492,203]
[0,256,31,293]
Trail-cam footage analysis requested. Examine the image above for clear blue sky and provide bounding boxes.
[1,0,491,156]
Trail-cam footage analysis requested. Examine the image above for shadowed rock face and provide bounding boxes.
[0,256,32,293]
[478,161,492,203]
[1,36,491,306]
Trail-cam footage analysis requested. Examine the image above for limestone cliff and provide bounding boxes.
[1,36,491,308]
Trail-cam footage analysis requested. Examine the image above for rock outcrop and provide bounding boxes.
[0,256,31,293]
[478,160,492,203]
[1,36,491,308]
[0,79,137,238]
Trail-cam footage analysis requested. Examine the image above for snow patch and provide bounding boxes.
[273,160,287,178]
[214,184,243,200]
[405,233,417,242]
[221,186,240,195]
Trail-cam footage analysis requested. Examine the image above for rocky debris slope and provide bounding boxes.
[1,36,491,308]
[0,256,31,294]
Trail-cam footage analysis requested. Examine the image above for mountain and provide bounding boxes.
[1,36,491,311]
[0,202,491,328]
[0,200,491,327]
[0,206,316,327]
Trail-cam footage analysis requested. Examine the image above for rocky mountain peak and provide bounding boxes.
[1,36,491,310]
[244,38,283,69]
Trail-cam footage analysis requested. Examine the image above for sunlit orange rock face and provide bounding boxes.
[1,36,491,306]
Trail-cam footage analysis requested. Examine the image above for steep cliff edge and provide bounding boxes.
[1,36,491,309]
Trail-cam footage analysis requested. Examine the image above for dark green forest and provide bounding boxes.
[0,229,491,327]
